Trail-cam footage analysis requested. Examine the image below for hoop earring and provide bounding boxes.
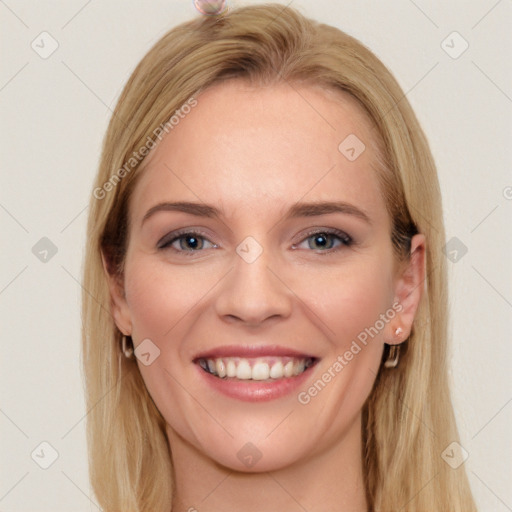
[384,345,400,368]
[121,335,134,359]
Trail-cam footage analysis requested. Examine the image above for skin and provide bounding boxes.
[105,79,425,512]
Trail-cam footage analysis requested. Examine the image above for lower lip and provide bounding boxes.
[195,363,317,402]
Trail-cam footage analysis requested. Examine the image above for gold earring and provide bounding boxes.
[384,326,404,368]
[384,345,400,368]
[121,335,134,359]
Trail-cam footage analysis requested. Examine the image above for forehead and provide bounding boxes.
[129,80,387,226]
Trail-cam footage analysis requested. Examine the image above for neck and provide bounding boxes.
[167,415,368,512]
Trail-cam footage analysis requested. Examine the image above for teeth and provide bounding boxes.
[197,356,315,381]
[215,359,226,378]
[252,362,270,380]
[269,361,283,379]
[226,359,237,377]
[236,360,252,380]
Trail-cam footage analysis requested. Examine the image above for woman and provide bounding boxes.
[82,4,477,511]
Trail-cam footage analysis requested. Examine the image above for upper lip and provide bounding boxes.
[193,344,318,361]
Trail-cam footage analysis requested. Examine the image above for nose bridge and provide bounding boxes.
[214,235,293,325]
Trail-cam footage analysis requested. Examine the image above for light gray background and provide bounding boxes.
[1,1,511,510]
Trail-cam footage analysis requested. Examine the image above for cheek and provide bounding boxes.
[122,255,210,436]
[123,255,208,343]
[291,253,395,432]
[297,253,395,350]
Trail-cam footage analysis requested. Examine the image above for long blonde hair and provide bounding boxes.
[82,4,477,511]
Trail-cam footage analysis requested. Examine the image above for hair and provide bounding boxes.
[82,3,477,511]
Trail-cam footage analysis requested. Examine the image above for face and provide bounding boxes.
[107,80,424,472]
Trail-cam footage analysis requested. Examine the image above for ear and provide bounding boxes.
[101,249,133,336]
[384,234,426,345]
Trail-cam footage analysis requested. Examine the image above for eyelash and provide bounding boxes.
[157,228,353,256]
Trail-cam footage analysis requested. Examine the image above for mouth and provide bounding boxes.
[192,345,319,401]
[195,356,318,381]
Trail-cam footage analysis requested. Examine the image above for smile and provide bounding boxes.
[192,346,320,402]
[196,356,317,381]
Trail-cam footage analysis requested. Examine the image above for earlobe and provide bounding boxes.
[101,250,133,336]
[384,234,426,345]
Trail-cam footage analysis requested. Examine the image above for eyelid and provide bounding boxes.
[157,226,353,256]
[291,227,353,253]
[157,228,215,249]
[294,227,352,245]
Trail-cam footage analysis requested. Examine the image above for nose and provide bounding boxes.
[214,243,293,327]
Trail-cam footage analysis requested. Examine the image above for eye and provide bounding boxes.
[157,227,353,256]
[157,230,216,254]
[292,228,353,253]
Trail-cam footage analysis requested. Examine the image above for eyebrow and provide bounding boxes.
[141,200,371,226]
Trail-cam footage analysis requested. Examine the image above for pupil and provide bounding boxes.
[186,235,199,249]
[314,234,328,248]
